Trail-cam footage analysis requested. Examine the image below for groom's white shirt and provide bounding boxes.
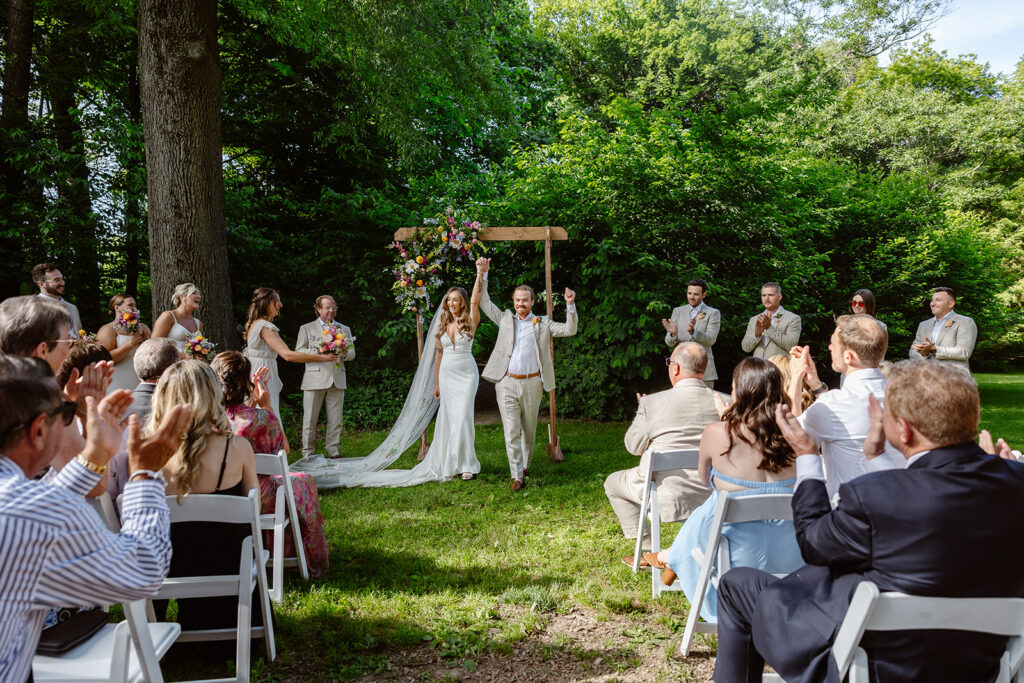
[509,315,541,375]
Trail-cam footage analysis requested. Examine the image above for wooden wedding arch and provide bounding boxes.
[393,226,570,462]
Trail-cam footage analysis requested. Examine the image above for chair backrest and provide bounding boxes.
[165,490,260,527]
[721,492,795,524]
[648,449,700,474]
[833,581,1024,679]
[253,451,287,478]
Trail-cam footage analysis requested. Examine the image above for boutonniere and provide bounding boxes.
[945,320,954,327]
[532,317,540,326]
[697,312,706,320]
[774,312,783,320]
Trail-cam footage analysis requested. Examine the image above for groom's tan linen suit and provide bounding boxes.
[665,303,721,385]
[296,319,355,457]
[909,311,978,372]
[604,379,720,543]
[740,307,801,359]
[480,278,578,479]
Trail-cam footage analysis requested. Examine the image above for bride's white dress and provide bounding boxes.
[291,307,480,488]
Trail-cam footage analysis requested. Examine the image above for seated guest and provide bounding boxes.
[790,314,904,499]
[644,358,803,621]
[149,360,259,631]
[713,360,1024,683]
[605,343,720,567]
[211,351,329,578]
[768,353,817,414]
[0,354,190,683]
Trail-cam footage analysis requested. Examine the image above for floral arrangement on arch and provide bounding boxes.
[387,207,487,313]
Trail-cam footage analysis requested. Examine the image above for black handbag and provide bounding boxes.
[35,608,108,656]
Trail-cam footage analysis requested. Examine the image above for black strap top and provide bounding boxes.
[214,435,245,497]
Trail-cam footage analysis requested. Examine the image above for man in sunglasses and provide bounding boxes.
[0,355,192,683]
[605,343,720,567]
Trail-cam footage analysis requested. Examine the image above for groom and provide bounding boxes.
[477,258,578,491]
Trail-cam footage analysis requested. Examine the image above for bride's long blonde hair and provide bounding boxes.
[147,359,231,501]
[435,287,472,341]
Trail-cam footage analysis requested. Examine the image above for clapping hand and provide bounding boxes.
[65,361,114,417]
[687,316,697,335]
[661,318,678,336]
[790,345,822,389]
[126,404,193,474]
[775,402,819,456]
[980,430,1016,460]
[912,337,936,356]
[250,367,272,409]
[564,288,576,305]
[862,394,887,460]
[754,312,770,336]
[80,390,134,465]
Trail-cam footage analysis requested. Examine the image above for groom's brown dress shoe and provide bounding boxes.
[511,478,524,491]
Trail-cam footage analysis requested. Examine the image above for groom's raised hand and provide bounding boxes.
[565,288,576,305]
[476,257,490,273]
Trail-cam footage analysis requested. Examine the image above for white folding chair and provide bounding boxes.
[87,492,121,533]
[631,448,700,574]
[830,581,1024,683]
[33,599,180,683]
[253,451,309,603]
[154,490,276,682]
[679,491,794,655]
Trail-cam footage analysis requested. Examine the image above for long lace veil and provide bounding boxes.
[290,300,444,488]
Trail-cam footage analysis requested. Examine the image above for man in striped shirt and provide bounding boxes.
[0,355,191,682]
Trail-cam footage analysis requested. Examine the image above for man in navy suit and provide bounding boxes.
[713,360,1024,683]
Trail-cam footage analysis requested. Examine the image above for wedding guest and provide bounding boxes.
[31,262,82,335]
[768,354,817,414]
[605,343,719,567]
[713,361,1024,683]
[295,295,355,458]
[740,282,801,359]
[662,278,721,388]
[151,282,203,352]
[643,357,803,621]
[0,295,75,374]
[212,350,329,577]
[149,359,260,631]
[244,287,335,419]
[97,294,152,392]
[848,289,885,328]
[910,286,978,372]
[0,354,191,683]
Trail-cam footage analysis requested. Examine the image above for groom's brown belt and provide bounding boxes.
[507,372,540,379]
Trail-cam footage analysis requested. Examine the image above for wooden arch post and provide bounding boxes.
[393,226,570,462]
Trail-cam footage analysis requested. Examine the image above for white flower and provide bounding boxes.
[450,236,463,250]
[416,286,427,297]
[404,260,417,274]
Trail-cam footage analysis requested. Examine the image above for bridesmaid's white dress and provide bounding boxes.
[167,311,200,353]
[109,333,140,392]
[247,319,283,418]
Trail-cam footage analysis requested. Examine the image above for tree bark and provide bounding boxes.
[0,0,34,299]
[123,21,144,298]
[138,0,236,348]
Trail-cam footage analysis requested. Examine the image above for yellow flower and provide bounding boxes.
[196,334,204,341]
[442,235,448,242]
[416,256,424,264]
[532,317,540,325]
[122,313,130,320]
[78,329,86,336]
[201,347,209,354]
[322,329,329,336]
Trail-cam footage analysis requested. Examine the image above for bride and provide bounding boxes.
[292,267,484,487]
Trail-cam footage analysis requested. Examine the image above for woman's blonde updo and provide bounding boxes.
[171,283,200,308]
[147,359,231,500]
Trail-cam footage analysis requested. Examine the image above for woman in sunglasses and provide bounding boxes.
[848,289,886,330]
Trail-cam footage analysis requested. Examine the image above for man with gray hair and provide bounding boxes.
[0,295,74,374]
[124,337,181,425]
[741,281,801,359]
[605,342,721,566]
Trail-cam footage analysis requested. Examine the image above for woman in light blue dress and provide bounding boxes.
[645,357,804,622]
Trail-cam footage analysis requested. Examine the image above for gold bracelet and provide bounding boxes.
[75,454,107,475]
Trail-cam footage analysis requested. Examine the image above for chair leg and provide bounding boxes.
[271,523,285,604]
[255,554,277,662]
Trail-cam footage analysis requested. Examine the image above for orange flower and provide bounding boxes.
[416,279,423,286]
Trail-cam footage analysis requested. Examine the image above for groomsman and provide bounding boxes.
[662,278,720,388]
[741,281,801,359]
[32,262,82,335]
[478,258,578,491]
[296,295,354,458]
[910,286,978,372]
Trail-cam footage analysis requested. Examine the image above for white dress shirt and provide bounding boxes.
[508,314,541,375]
[931,310,954,345]
[796,367,904,498]
[0,457,172,682]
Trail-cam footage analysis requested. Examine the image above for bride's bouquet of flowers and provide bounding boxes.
[183,332,215,361]
[74,329,97,341]
[387,207,487,313]
[316,325,354,368]
[114,310,140,335]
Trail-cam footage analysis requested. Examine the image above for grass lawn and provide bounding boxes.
[162,373,1024,682]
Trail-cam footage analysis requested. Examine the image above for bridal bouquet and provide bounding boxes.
[387,207,487,313]
[114,310,140,335]
[316,325,354,367]
[183,332,215,361]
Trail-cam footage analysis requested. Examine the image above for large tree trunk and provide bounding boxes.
[123,22,145,299]
[138,0,236,348]
[0,0,33,299]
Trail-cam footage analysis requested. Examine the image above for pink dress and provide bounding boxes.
[225,403,329,578]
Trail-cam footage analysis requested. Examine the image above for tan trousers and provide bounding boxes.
[603,466,711,542]
[302,386,344,457]
[495,375,543,479]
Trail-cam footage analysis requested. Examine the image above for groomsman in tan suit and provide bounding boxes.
[662,278,720,388]
[478,258,578,491]
[605,343,720,566]
[910,286,978,372]
[295,295,355,458]
[741,281,801,358]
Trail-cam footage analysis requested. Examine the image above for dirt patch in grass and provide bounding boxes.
[350,607,717,682]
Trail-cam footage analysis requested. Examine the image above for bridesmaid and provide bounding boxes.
[244,287,333,418]
[152,283,203,352]
[97,294,151,392]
